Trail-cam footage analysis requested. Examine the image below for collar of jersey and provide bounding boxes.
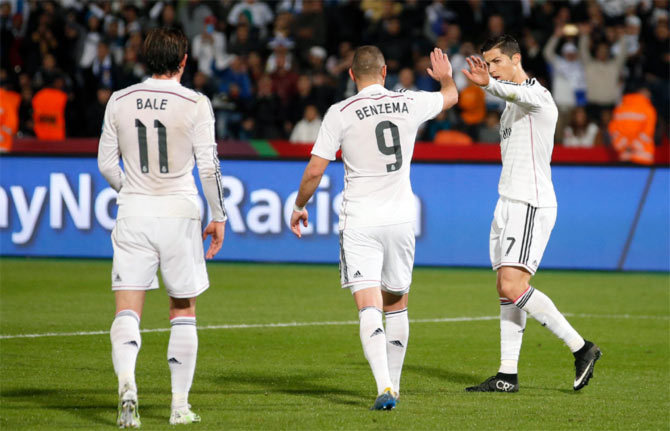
[357,84,386,95]
[144,77,180,86]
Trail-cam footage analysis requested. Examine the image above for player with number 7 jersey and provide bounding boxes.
[290,46,458,410]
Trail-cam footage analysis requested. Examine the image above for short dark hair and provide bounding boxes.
[143,27,188,76]
[480,34,521,58]
[351,45,385,80]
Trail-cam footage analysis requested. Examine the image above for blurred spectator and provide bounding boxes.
[520,31,549,85]
[32,82,67,140]
[376,17,411,85]
[543,28,587,142]
[292,0,326,65]
[393,68,417,92]
[191,71,216,99]
[451,41,476,90]
[266,35,295,73]
[289,104,321,143]
[425,110,453,141]
[214,83,252,139]
[288,74,317,126]
[310,71,335,117]
[423,0,456,43]
[33,53,65,90]
[478,111,501,143]
[563,107,600,148]
[81,40,117,100]
[578,24,627,121]
[227,0,274,39]
[246,74,283,139]
[228,21,262,56]
[0,82,20,151]
[217,56,253,100]
[414,56,438,92]
[306,46,328,75]
[458,84,486,139]
[192,16,232,77]
[270,52,298,107]
[84,86,110,137]
[117,46,145,89]
[609,86,657,165]
[78,14,102,69]
[178,0,213,40]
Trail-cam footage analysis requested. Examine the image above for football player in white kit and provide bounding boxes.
[462,35,601,393]
[98,28,227,427]
[290,46,458,409]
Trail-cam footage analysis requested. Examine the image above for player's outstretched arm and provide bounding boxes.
[427,47,458,110]
[291,155,330,238]
[202,221,226,259]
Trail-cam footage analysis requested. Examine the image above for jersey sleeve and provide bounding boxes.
[97,95,125,192]
[193,95,227,222]
[311,106,342,160]
[483,79,544,110]
[409,90,444,124]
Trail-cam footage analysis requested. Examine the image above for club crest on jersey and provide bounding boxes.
[137,98,168,110]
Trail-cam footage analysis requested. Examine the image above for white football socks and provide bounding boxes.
[359,307,393,395]
[110,310,141,394]
[384,308,409,393]
[515,286,585,353]
[167,316,198,410]
[499,299,526,374]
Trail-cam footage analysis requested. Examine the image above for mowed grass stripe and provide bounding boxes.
[1,312,667,339]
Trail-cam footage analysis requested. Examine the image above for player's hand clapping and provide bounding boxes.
[462,56,490,87]
[426,47,453,81]
[203,221,226,259]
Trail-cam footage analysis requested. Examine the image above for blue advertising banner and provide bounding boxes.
[0,156,667,271]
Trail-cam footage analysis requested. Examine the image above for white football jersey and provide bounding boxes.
[484,78,558,208]
[98,77,226,221]
[311,84,443,229]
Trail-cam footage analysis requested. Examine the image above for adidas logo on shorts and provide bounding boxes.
[353,270,362,278]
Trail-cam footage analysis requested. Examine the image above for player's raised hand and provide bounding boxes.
[462,55,490,86]
[426,47,453,82]
[202,220,225,259]
[290,208,309,238]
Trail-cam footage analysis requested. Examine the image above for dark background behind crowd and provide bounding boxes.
[0,0,668,153]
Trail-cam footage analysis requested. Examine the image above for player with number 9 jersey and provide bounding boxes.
[290,46,458,410]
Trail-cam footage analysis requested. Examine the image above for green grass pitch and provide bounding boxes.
[1,259,668,430]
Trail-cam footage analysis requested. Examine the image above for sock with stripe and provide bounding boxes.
[167,316,198,410]
[384,308,409,393]
[359,307,394,395]
[110,309,141,394]
[499,298,526,375]
[515,287,585,353]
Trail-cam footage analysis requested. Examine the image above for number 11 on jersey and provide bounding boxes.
[135,118,169,174]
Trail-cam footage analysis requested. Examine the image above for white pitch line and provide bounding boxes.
[0,313,667,340]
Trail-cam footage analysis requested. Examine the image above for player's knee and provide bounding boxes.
[497,272,526,301]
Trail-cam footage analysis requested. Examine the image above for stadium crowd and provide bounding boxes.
[0,0,668,159]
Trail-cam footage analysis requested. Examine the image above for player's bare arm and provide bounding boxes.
[426,47,459,110]
[291,155,330,238]
[462,55,490,86]
[202,220,225,259]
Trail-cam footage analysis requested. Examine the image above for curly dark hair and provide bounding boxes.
[142,27,188,76]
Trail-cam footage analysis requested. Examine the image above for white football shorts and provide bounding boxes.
[490,196,556,275]
[339,222,415,295]
[111,217,209,298]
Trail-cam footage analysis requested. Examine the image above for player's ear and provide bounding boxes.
[381,65,387,81]
[348,68,355,82]
[512,52,521,66]
[180,54,188,69]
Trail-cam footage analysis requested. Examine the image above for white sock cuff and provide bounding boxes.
[171,316,196,326]
[359,307,382,318]
[384,308,408,319]
[514,286,536,309]
[115,309,140,324]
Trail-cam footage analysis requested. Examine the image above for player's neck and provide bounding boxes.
[151,72,182,82]
[356,80,384,92]
[510,67,529,84]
